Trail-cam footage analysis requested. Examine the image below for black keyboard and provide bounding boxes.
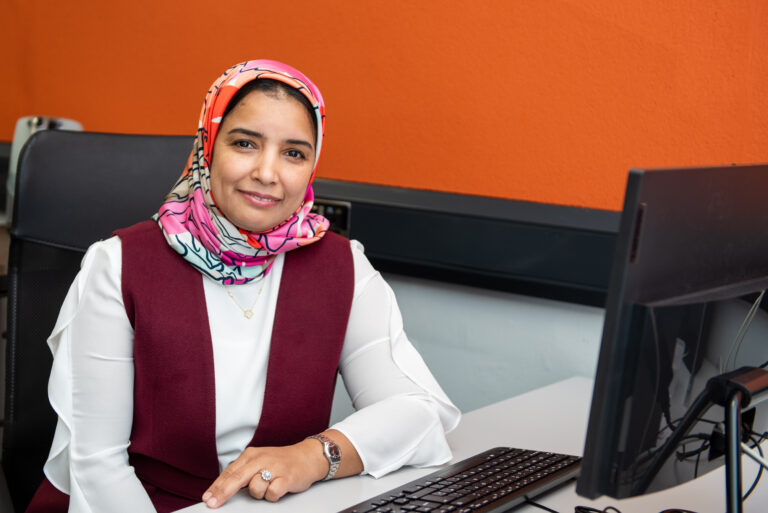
[339,447,581,513]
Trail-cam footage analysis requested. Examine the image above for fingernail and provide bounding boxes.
[202,492,212,501]
[206,497,218,508]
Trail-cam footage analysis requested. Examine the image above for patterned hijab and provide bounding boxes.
[155,60,329,285]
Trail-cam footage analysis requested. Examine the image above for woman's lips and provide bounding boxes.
[240,190,280,207]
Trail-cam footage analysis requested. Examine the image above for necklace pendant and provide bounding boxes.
[244,310,254,319]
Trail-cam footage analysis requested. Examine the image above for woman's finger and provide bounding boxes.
[247,469,273,500]
[203,455,260,508]
[264,477,289,502]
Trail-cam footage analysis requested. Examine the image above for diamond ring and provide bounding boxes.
[260,469,273,482]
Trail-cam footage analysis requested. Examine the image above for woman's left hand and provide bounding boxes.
[202,429,363,508]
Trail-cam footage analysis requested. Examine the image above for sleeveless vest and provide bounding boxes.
[26,220,354,513]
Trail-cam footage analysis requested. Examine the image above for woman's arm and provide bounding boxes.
[330,240,461,477]
[45,237,155,512]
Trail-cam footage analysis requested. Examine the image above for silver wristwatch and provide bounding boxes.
[307,434,342,481]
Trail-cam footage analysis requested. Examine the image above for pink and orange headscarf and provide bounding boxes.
[155,60,329,285]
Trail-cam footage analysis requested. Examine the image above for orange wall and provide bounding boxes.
[2,1,766,211]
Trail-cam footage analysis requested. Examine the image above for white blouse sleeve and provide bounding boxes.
[43,237,156,513]
[331,241,461,478]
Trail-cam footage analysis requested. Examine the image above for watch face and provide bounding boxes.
[327,443,341,461]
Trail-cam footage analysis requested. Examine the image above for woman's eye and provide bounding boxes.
[286,149,306,160]
[234,140,253,149]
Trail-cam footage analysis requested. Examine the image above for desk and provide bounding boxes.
[180,377,768,512]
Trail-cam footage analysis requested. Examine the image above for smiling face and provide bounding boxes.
[209,88,316,233]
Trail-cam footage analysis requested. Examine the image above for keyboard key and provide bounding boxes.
[450,493,481,506]
[406,488,439,500]
[421,495,452,504]
[349,507,375,513]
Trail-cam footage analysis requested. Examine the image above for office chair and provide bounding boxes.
[2,130,191,512]
[2,116,83,227]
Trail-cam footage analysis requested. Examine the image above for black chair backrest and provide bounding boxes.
[2,130,192,511]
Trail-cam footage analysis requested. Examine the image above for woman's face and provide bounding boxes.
[210,89,316,233]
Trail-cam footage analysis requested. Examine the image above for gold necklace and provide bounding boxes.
[225,282,265,319]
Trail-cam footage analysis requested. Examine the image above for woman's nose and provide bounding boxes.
[251,149,278,183]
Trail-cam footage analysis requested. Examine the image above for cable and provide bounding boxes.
[573,506,623,513]
[742,437,764,501]
[741,441,768,471]
[631,384,716,495]
[675,434,710,460]
[693,438,707,478]
[524,497,561,513]
[723,290,765,371]
[658,416,718,437]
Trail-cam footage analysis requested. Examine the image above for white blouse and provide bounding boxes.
[42,237,461,513]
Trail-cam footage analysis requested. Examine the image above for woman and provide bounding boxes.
[27,60,460,512]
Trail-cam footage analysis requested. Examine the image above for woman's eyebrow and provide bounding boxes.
[285,139,314,151]
[228,127,264,138]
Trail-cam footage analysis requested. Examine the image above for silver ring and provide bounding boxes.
[260,469,273,482]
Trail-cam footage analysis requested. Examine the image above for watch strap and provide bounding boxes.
[306,434,342,481]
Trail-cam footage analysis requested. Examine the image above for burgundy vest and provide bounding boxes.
[26,220,354,513]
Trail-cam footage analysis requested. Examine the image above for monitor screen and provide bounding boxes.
[576,164,768,499]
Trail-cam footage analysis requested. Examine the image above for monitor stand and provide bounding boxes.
[633,367,768,513]
[716,368,768,513]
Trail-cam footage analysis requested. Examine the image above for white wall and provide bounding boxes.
[331,273,605,422]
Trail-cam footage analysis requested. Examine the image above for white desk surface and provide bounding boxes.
[181,376,768,513]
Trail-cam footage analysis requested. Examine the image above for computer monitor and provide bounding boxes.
[576,164,768,501]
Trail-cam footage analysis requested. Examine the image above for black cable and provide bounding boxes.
[659,416,718,436]
[752,431,767,445]
[676,433,711,445]
[573,506,622,513]
[742,434,764,501]
[524,497,560,513]
[760,359,768,369]
[635,383,733,495]
[693,437,706,478]
[675,434,710,460]
[663,408,677,433]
